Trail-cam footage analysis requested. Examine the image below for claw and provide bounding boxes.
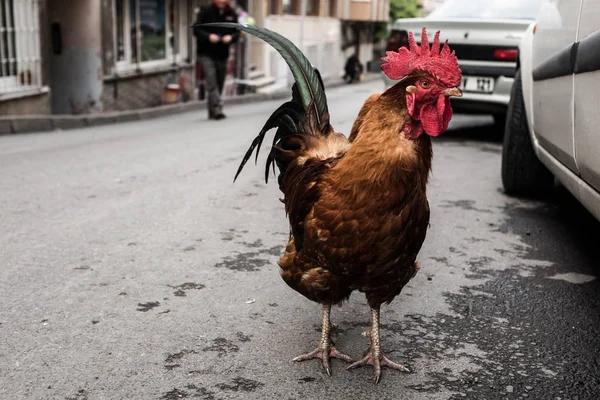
[292,304,353,376]
[331,348,353,363]
[347,352,409,383]
[293,345,353,375]
[347,307,410,383]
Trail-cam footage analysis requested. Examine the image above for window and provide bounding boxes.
[139,0,166,61]
[306,0,319,16]
[115,0,126,61]
[114,0,185,69]
[283,0,293,14]
[328,0,337,17]
[269,0,279,15]
[0,0,43,94]
[280,0,318,16]
[282,0,294,14]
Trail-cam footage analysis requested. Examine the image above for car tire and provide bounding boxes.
[501,69,554,197]
[493,113,507,128]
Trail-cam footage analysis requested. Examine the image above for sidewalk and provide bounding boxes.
[0,73,382,135]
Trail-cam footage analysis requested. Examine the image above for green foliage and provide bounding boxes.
[389,0,421,21]
[374,22,389,42]
[373,0,420,42]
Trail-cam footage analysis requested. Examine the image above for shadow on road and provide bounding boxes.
[441,114,505,143]
[444,113,599,268]
[516,184,600,273]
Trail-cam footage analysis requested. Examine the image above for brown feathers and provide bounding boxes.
[276,78,433,309]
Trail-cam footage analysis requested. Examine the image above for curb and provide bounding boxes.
[0,73,382,135]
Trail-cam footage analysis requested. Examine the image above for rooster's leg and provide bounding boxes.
[292,304,353,376]
[347,307,409,383]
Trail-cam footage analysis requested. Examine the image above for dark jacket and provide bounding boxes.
[193,3,240,61]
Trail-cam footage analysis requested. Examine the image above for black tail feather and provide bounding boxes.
[232,94,305,183]
[196,23,332,185]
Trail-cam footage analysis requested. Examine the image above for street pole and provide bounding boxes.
[299,0,306,54]
[295,0,306,87]
[246,0,254,81]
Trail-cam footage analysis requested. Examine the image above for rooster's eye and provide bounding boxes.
[420,80,431,89]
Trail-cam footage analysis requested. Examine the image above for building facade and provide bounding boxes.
[340,0,390,73]
[0,0,234,116]
[248,0,388,90]
[0,0,50,115]
[100,0,199,112]
[0,0,389,117]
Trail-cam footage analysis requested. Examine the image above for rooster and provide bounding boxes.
[199,22,462,383]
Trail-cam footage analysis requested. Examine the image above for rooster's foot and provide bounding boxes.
[348,306,410,383]
[293,344,353,376]
[293,304,352,376]
[347,348,409,383]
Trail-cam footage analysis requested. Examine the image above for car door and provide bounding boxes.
[531,0,583,174]
[573,1,600,193]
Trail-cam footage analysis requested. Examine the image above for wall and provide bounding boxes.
[0,93,51,116]
[341,0,389,21]
[101,0,203,110]
[102,67,194,111]
[0,0,50,116]
[264,16,344,84]
[48,0,103,114]
[349,2,371,20]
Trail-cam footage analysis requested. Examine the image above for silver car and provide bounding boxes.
[382,0,544,126]
[502,0,600,222]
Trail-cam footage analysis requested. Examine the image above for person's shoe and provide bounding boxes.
[214,112,226,120]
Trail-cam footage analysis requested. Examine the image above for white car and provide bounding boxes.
[502,0,600,222]
[382,0,544,126]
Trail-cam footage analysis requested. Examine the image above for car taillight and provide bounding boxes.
[494,48,519,61]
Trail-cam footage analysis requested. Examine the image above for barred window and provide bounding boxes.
[269,0,279,15]
[306,0,320,16]
[282,0,294,14]
[329,0,337,17]
[114,0,186,69]
[0,0,42,94]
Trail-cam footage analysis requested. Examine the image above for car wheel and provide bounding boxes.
[501,69,554,197]
[493,113,506,128]
[491,113,507,140]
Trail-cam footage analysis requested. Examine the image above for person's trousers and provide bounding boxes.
[198,55,227,115]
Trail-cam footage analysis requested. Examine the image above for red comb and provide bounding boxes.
[381,27,461,87]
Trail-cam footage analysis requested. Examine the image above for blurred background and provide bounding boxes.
[0,0,435,116]
[4,2,600,399]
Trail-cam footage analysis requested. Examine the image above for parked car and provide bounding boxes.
[502,0,600,222]
[382,0,544,126]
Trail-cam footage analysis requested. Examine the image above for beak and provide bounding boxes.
[443,87,462,97]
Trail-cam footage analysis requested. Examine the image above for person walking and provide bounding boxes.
[193,0,240,120]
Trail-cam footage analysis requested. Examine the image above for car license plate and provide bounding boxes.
[459,76,495,93]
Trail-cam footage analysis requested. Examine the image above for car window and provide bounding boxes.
[426,0,544,20]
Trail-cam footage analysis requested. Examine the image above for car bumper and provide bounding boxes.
[380,66,515,115]
[452,75,514,115]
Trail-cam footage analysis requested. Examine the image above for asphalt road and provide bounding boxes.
[1,80,599,400]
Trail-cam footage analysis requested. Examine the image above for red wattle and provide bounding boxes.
[406,93,416,117]
[419,94,453,137]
